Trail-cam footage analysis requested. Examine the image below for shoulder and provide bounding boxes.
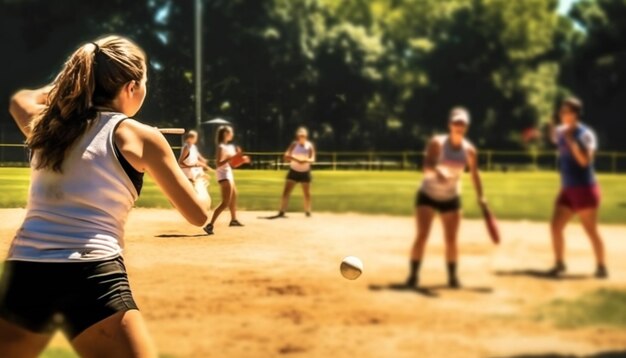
[579,124,598,148]
[115,118,167,149]
[463,138,476,153]
[306,140,315,149]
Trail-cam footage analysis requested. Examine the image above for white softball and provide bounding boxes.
[340,256,363,280]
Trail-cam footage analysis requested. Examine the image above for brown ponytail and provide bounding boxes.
[215,125,233,146]
[28,35,146,172]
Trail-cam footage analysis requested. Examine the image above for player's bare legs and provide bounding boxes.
[205,180,233,234]
[278,180,297,216]
[229,184,243,226]
[549,204,573,276]
[577,208,607,278]
[441,210,461,288]
[407,206,436,287]
[0,318,52,358]
[72,310,156,358]
[302,182,312,216]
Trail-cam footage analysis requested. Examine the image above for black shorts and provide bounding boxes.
[0,255,138,339]
[416,191,461,213]
[286,169,312,183]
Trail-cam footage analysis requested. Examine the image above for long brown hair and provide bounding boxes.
[215,125,233,145]
[28,35,146,172]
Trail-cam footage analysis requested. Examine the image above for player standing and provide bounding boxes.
[2,36,209,357]
[406,107,486,288]
[549,97,607,278]
[179,130,213,208]
[203,125,247,235]
[275,127,316,218]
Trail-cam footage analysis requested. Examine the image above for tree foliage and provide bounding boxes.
[1,0,625,151]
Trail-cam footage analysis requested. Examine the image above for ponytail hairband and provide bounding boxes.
[91,42,100,54]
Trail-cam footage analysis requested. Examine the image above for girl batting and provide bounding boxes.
[549,97,607,278]
[275,127,316,218]
[203,125,248,235]
[406,107,486,288]
[2,36,209,357]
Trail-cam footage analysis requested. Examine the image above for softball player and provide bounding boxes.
[203,125,247,235]
[179,130,213,208]
[549,97,607,278]
[2,36,209,357]
[275,127,316,217]
[406,107,486,288]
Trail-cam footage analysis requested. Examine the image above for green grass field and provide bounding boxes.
[1,168,625,223]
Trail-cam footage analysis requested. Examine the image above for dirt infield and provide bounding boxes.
[1,208,625,358]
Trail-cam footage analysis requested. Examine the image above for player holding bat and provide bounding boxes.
[2,36,209,357]
[405,107,488,289]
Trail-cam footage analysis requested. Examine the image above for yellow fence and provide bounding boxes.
[2,144,626,173]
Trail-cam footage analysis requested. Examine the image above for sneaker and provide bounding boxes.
[229,220,244,227]
[203,223,214,235]
[595,265,608,279]
[406,275,418,288]
[546,262,566,277]
[448,276,461,289]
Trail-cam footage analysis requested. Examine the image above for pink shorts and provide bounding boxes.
[556,185,600,212]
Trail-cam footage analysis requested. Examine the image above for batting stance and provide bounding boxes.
[2,36,209,357]
[406,107,487,289]
[275,127,316,218]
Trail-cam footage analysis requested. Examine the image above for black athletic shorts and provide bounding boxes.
[0,255,138,339]
[286,169,312,183]
[416,190,461,213]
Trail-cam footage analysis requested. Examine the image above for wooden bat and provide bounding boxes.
[158,128,185,135]
[481,203,501,245]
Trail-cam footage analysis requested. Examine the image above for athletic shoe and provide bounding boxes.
[229,220,244,227]
[595,265,608,279]
[276,211,287,218]
[305,212,311,217]
[448,276,461,289]
[203,223,214,235]
[405,275,418,288]
[546,262,566,277]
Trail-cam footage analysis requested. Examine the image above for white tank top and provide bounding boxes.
[216,143,236,182]
[289,141,313,172]
[181,143,203,180]
[420,135,472,201]
[9,112,139,262]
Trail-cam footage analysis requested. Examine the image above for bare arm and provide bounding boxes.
[178,146,190,166]
[467,146,486,205]
[9,86,52,137]
[215,146,232,167]
[565,130,593,167]
[283,142,296,162]
[115,120,209,226]
[307,143,316,163]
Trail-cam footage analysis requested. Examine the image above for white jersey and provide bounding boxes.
[181,143,204,181]
[289,141,313,172]
[420,135,473,201]
[9,112,139,262]
[216,143,236,182]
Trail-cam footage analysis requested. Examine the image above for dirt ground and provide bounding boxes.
[1,208,625,358]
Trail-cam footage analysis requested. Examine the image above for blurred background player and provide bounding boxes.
[549,97,607,278]
[406,107,486,288]
[203,125,248,235]
[275,127,316,218]
[179,129,214,209]
[2,36,209,357]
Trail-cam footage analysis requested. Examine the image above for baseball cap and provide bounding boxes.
[449,108,470,125]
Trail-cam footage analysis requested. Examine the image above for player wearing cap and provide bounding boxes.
[275,127,316,218]
[548,97,607,278]
[405,107,487,288]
